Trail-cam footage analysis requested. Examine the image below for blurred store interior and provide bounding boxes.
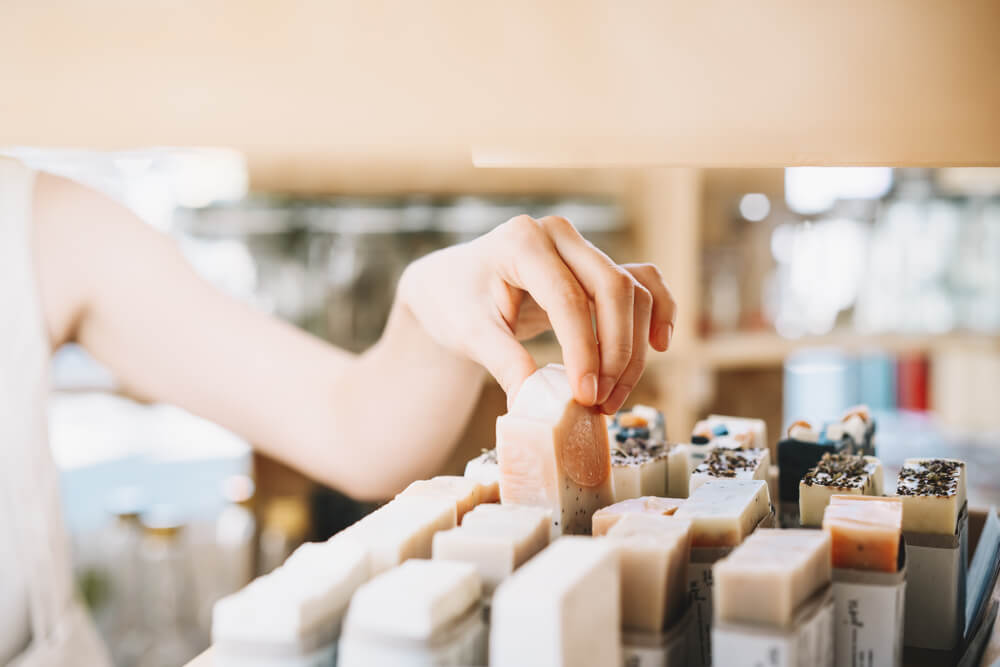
[8,145,999,665]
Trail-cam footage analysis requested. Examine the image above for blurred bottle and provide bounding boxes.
[258,496,310,575]
[102,487,149,667]
[137,506,199,667]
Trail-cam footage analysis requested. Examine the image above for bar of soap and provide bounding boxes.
[496,364,615,535]
[605,514,692,632]
[713,528,831,629]
[864,456,884,496]
[608,405,666,443]
[491,537,621,667]
[343,559,480,641]
[798,453,878,527]
[610,441,668,501]
[463,449,501,503]
[212,536,368,647]
[693,415,768,450]
[398,475,491,521]
[591,496,684,537]
[689,448,770,493]
[822,495,902,572]
[343,495,457,576]
[895,458,967,535]
[433,505,550,593]
[674,479,771,548]
[666,444,692,498]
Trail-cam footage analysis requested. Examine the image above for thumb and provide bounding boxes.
[470,324,538,409]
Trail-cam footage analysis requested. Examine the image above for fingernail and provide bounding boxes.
[580,373,599,405]
[597,375,617,404]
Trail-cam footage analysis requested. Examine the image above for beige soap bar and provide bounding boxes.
[895,458,967,535]
[605,514,692,632]
[496,364,615,535]
[342,559,481,641]
[463,449,501,503]
[666,444,692,498]
[798,453,879,527]
[491,536,621,667]
[591,496,684,537]
[689,447,770,493]
[433,505,550,593]
[342,495,457,576]
[610,447,668,501]
[674,479,771,548]
[713,528,831,629]
[398,475,491,521]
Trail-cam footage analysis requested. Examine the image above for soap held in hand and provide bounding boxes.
[496,364,614,536]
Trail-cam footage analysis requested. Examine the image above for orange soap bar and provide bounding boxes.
[591,496,684,537]
[822,495,903,573]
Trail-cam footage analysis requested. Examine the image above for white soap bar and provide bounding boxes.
[434,505,550,593]
[610,448,668,501]
[713,528,831,629]
[491,537,621,667]
[675,479,771,548]
[667,444,692,498]
[212,536,369,646]
[343,559,480,641]
[896,458,967,535]
[689,448,770,493]
[798,454,878,527]
[497,364,615,535]
[787,420,820,443]
[605,514,692,632]
[343,495,457,576]
[591,496,684,537]
[397,475,491,521]
[864,456,884,496]
[463,449,501,503]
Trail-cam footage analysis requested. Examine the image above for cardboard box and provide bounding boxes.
[902,503,968,651]
[622,604,693,667]
[712,585,835,667]
[685,508,776,667]
[831,540,906,667]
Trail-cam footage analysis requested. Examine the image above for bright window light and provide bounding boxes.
[739,193,770,221]
[785,167,893,215]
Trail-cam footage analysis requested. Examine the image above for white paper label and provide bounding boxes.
[832,580,904,667]
[685,562,714,667]
[712,597,834,667]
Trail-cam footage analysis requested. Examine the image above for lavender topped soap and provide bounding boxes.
[798,453,880,527]
[895,458,966,535]
[610,437,670,501]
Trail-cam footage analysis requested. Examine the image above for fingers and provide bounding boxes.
[624,263,677,352]
[468,322,539,407]
[537,216,641,406]
[601,282,652,414]
[496,216,600,405]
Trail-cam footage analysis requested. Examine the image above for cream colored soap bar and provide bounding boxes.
[674,479,770,548]
[667,444,692,498]
[895,458,967,535]
[591,496,684,537]
[689,448,770,493]
[433,505,550,593]
[398,475,491,521]
[605,514,692,632]
[798,454,879,527]
[212,536,368,647]
[713,528,831,629]
[342,495,457,576]
[491,537,621,667]
[610,447,668,501]
[463,449,501,503]
[497,364,615,535]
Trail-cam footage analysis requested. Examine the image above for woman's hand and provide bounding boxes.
[397,215,677,414]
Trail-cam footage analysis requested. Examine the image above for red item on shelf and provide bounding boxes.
[896,353,929,412]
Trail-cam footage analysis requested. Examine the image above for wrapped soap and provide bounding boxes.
[823,495,905,667]
[491,537,620,667]
[463,449,501,503]
[212,537,369,667]
[896,458,968,651]
[496,364,614,535]
[799,453,881,527]
[689,447,769,493]
[592,496,684,537]
[712,529,834,667]
[339,559,486,667]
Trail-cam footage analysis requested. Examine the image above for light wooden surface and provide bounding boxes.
[3,2,1000,167]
